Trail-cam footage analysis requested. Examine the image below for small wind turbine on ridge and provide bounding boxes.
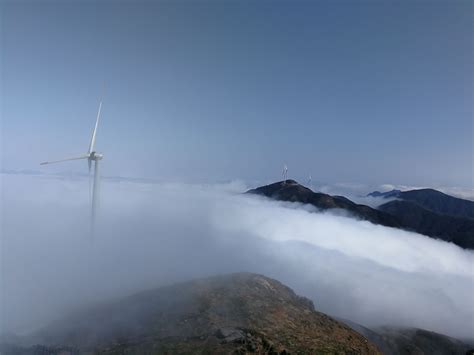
[282,164,288,184]
[41,99,104,235]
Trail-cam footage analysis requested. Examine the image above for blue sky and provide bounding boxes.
[1,0,472,187]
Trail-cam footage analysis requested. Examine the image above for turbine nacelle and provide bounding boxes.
[89,151,103,161]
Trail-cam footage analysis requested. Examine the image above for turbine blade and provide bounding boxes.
[88,100,102,154]
[40,154,89,165]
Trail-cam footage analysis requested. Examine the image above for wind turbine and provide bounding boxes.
[282,164,288,184]
[41,100,104,232]
[308,174,312,189]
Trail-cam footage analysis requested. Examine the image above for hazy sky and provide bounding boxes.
[1,0,472,187]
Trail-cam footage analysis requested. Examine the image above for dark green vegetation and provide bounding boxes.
[248,181,474,249]
[0,273,381,355]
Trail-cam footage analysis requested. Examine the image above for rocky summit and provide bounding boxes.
[1,273,380,354]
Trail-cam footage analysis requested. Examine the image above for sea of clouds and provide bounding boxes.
[1,173,473,340]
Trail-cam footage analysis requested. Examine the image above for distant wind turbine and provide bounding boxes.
[41,100,104,233]
[282,164,288,184]
[308,174,312,189]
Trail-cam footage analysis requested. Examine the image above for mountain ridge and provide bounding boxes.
[368,188,474,219]
[378,200,474,249]
[338,318,473,355]
[247,180,474,249]
[1,273,381,354]
[247,180,401,228]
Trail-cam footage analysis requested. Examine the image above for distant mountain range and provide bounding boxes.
[247,180,474,249]
[368,188,474,219]
[2,273,471,355]
[247,180,401,228]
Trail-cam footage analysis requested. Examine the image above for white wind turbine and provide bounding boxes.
[41,100,104,231]
[282,164,288,184]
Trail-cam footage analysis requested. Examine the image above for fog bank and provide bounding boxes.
[1,173,473,340]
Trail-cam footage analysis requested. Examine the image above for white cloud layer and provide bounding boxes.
[1,173,473,341]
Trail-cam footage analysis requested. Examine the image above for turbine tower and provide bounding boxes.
[282,164,288,184]
[41,100,103,233]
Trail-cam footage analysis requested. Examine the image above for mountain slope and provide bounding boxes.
[369,188,474,219]
[247,180,401,228]
[340,319,473,355]
[248,181,474,249]
[378,200,474,249]
[2,273,381,354]
[372,327,473,355]
[398,189,474,219]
